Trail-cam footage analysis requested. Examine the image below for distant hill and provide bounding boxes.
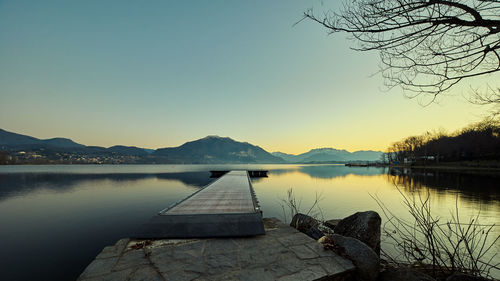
[272,147,382,163]
[154,136,285,164]
[271,152,297,162]
[0,128,84,148]
[0,128,380,164]
[350,150,384,161]
[40,137,85,148]
[0,129,285,164]
[107,145,150,156]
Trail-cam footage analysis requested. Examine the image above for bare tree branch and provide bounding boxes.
[305,0,500,108]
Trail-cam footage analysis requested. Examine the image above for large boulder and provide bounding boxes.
[328,234,380,281]
[378,267,436,281]
[290,213,318,230]
[335,211,381,255]
[324,219,341,230]
[290,213,324,240]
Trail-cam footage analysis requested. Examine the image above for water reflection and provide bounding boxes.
[0,172,211,201]
[269,165,385,178]
[0,164,498,281]
[386,167,500,203]
[251,165,500,278]
[266,165,500,203]
[297,165,385,179]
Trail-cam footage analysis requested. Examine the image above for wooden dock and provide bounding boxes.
[79,171,357,280]
[134,170,265,238]
[210,170,268,178]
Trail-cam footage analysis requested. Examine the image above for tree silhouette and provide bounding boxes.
[384,118,500,164]
[305,0,500,105]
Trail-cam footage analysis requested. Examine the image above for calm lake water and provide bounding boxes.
[0,164,498,281]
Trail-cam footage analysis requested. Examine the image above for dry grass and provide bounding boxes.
[373,188,499,279]
[278,188,324,224]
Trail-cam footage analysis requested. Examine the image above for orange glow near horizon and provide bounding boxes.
[0,1,496,154]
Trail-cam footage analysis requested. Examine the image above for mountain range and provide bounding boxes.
[153,136,283,164]
[0,128,381,164]
[272,148,382,163]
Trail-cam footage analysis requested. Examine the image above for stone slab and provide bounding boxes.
[79,218,355,281]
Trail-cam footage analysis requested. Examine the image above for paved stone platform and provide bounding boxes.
[78,218,355,281]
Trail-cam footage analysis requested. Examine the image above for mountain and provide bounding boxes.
[272,148,350,162]
[299,148,351,162]
[272,147,382,163]
[302,152,345,162]
[107,145,150,156]
[0,128,84,148]
[154,136,285,164]
[0,129,149,155]
[271,152,297,162]
[40,137,85,148]
[0,129,286,164]
[0,128,40,146]
[0,128,379,164]
[350,150,384,161]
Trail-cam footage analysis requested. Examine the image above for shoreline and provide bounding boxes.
[344,162,500,172]
[387,164,500,174]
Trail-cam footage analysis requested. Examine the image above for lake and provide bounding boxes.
[0,164,498,281]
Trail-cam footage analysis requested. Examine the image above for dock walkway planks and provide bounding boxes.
[164,170,258,215]
[134,170,265,238]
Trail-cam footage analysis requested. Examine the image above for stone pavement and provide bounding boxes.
[78,218,355,281]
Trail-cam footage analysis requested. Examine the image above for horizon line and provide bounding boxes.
[0,127,383,154]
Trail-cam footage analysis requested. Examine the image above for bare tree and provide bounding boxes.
[304,0,500,105]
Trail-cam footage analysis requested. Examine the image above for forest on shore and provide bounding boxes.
[382,118,500,167]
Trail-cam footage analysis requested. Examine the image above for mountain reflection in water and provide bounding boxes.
[0,172,212,201]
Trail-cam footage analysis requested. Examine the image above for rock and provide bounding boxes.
[378,267,436,281]
[324,219,341,230]
[290,213,319,231]
[306,226,324,240]
[335,211,381,255]
[446,272,492,281]
[329,234,380,281]
[290,213,324,240]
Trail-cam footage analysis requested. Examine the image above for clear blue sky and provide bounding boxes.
[0,0,493,153]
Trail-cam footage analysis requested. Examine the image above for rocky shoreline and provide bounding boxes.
[77,210,497,281]
[291,211,497,281]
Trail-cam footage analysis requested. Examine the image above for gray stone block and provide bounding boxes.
[278,265,327,281]
[95,238,130,260]
[277,232,314,247]
[79,257,119,279]
[128,266,164,281]
[79,218,356,281]
[78,269,134,281]
[238,267,276,281]
[290,244,320,259]
[113,250,150,271]
[165,270,201,281]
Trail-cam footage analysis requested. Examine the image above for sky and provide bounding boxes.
[0,0,497,154]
